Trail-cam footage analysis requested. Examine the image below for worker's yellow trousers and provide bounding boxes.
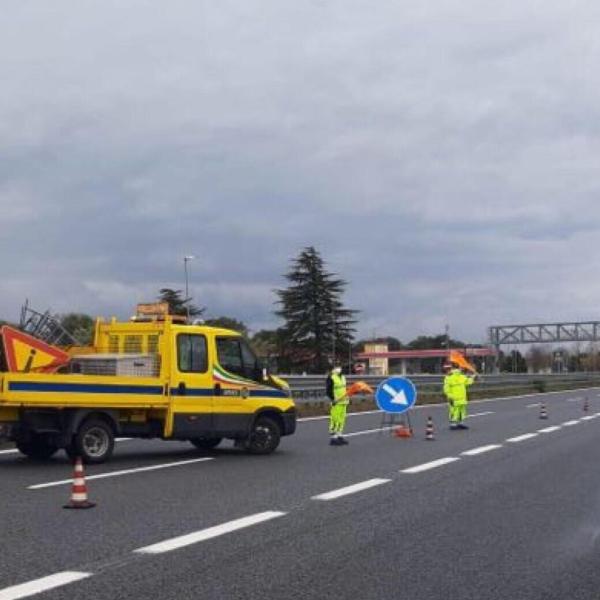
[448,402,467,423]
[329,402,348,434]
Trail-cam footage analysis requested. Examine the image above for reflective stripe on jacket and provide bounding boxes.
[443,369,474,404]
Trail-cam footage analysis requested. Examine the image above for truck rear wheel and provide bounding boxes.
[190,437,222,450]
[16,437,59,460]
[72,418,115,464]
[246,416,281,455]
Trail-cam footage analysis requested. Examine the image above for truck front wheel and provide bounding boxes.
[245,416,281,455]
[16,436,59,460]
[72,418,115,464]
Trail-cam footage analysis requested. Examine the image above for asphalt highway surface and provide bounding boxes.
[2,388,600,600]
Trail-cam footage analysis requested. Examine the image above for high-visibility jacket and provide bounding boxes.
[331,373,349,404]
[443,369,474,405]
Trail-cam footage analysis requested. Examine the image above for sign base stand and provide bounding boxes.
[380,411,412,434]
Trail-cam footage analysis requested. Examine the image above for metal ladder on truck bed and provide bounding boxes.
[19,300,81,346]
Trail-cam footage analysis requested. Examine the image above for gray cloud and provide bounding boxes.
[2,0,600,344]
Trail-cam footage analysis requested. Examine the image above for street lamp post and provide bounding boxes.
[183,255,195,320]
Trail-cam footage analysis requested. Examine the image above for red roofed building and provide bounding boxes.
[357,344,497,375]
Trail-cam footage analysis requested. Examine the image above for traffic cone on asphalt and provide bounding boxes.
[539,403,548,420]
[583,398,589,413]
[394,424,413,438]
[425,416,435,441]
[63,457,96,510]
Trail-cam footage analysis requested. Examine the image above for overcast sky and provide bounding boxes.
[2,0,600,344]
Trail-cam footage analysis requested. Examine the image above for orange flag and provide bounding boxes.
[347,381,374,396]
[449,350,477,374]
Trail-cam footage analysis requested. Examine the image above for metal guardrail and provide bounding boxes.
[285,373,600,404]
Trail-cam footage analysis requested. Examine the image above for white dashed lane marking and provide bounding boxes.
[134,511,287,554]
[461,444,502,456]
[312,478,392,501]
[507,433,539,443]
[0,572,91,600]
[561,420,580,427]
[401,457,460,474]
[538,426,561,433]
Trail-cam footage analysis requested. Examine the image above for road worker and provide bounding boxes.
[326,362,349,445]
[443,362,475,430]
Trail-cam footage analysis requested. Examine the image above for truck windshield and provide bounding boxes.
[216,337,262,383]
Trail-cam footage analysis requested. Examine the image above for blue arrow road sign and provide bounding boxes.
[375,377,417,414]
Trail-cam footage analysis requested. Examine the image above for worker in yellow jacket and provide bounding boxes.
[326,363,349,445]
[443,362,476,430]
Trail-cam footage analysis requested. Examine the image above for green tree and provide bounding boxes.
[158,288,204,317]
[275,246,359,373]
[500,350,527,373]
[59,313,95,345]
[250,329,279,356]
[250,329,283,372]
[204,316,248,336]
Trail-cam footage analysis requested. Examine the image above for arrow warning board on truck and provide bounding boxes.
[0,326,70,372]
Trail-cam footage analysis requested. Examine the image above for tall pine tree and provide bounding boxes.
[275,247,358,373]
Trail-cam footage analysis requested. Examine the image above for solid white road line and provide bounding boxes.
[298,410,382,422]
[461,444,502,456]
[28,457,214,490]
[135,511,286,554]
[323,416,495,438]
[538,426,561,433]
[562,420,580,427]
[581,416,595,421]
[312,478,391,501]
[0,572,91,600]
[566,397,584,403]
[466,411,495,418]
[0,438,138,457]
[506,433,539,443]
[526,403,541,408]
[401,457,460,474]
[343,426,395,437]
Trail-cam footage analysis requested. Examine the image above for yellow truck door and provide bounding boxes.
[169,331,214,439]
[212,335,265,435]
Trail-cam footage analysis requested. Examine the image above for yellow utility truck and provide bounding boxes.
[0,310,296,463]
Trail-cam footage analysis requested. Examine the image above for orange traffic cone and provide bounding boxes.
[583,398,589,413]
[425,416,435,440]
[63,457,96,509]
[539,403,548,420]
[394,424,413,438]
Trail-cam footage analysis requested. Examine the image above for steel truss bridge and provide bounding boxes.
[489,321,600,347]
